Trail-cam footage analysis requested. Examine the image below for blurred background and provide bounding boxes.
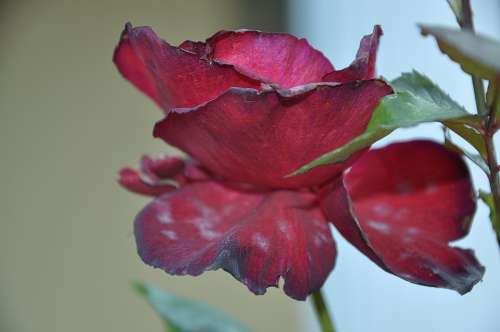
[1,0,499,332]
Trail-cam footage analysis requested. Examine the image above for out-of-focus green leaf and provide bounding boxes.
[420,25,500,80]
[133,282,249,332]
[444,121,486,157]
[446,0,474,30]
[486,80,497,109]
[486,79,500,125]
[447,0,463,20]
[290,71,476,175]
[478,191,500,239]
[443,128,489,173]
[447,0,463,22]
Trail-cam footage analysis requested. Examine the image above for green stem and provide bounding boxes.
[451,0,488,116]
[311,290,336,332]
[484,87,500,246]
[472,76,488,115]
[451,0,500,245]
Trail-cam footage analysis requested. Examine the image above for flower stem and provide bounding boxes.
[450,0,488,116]
[472,76,487,115]
[311,290,336,332]
[484,86,500,246]
[451,0,500,246]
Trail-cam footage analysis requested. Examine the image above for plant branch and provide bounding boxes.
[311,290,336,332]
[451,0,500,245]
[484,86,500,245]
[472,77,488,115]
[449,0,488,115]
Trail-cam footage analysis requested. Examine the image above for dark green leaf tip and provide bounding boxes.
[131,280,148,297]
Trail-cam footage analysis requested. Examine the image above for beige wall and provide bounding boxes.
[0,1,306,331]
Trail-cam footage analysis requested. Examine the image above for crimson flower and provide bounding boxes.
[114,23,484,300]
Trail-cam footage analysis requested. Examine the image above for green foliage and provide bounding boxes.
[443,128,488,174]
[444,121,486,157]
[486,80,498,109]
[486,80,500,124]
[446,0,463,20]
[479,191,500,238]
[420,25,500,80]
[291,71,476,175]
[133,282,249,332]
[446,0,474,30]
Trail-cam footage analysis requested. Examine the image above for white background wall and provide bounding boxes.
[288,1,500,331]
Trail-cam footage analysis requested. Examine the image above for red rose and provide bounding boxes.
[115,23,483,300]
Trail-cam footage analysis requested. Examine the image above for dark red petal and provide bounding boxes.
[118,154,210,196]
[178,40,207,56]
[182,161,211,182]
[134,181,336,300]
[113,23,259,111]
[154,80,392,189]
[208,30,334,88]
[323,25,382,83]
[321,140,484,294]
[139,154,185,181]
[118,167,177,196]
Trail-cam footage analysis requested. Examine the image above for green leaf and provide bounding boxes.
[447,0,463,22]
[486,79,497,109]
[443,127,489,174]
[133,282,249,332]
[446,0,473,30]
[290,71,475,175]
[420,25,500,80]
[447,0,463,20]
[478,190,500,237]
[486,79,500,124]
[444,121,486,157]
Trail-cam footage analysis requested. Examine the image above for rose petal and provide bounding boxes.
[134,181,336,300]
[140,155,185,180]
[323,25,382,83]
[113,23,259,111]
[118,167,177,196]
[208,30,334,88]
[321,140,484,294]
[178,40,207,55]
[154,80,392,189]
[118,154,209,196]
